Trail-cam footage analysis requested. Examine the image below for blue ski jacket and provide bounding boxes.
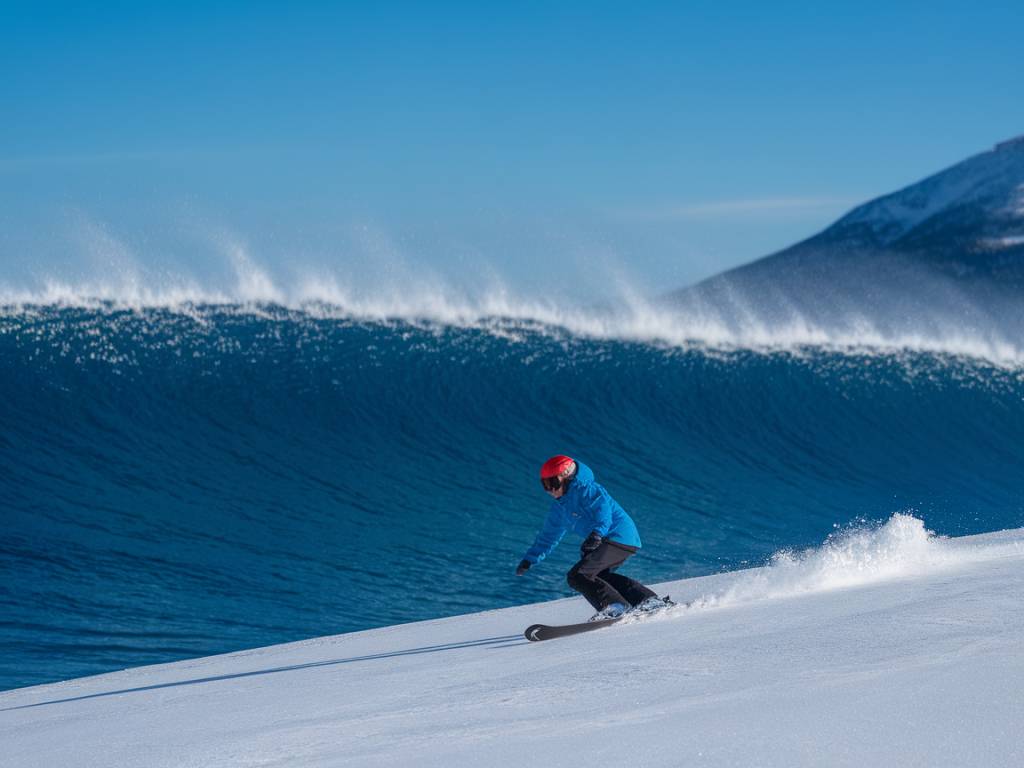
[522,461,642,564]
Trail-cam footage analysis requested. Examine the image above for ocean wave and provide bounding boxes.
[3,302,1024,689]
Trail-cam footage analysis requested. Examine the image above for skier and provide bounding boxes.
[515,455,668,620]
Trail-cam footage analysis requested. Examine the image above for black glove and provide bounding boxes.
[516,559,531,576]
[580,531,603,556]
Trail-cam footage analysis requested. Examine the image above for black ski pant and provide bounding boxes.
[566,540,657,611]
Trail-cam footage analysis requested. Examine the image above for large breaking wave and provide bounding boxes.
[2,291,1023,690]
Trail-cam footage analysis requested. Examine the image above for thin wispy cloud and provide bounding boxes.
[0,150,183,171]
[0,145,285,172]
[623,196,860,221]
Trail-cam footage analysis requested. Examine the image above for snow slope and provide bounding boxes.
[3,515,1023,768]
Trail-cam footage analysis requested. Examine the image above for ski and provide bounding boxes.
[524,597,678,641]
[524,616,623,641]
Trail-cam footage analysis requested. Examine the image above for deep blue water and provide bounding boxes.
[2,306,1023,690]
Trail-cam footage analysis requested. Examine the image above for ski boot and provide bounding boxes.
[588,602,627,622]
[632,595,676,614]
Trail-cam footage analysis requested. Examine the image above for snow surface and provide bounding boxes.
[3,515,1024,768]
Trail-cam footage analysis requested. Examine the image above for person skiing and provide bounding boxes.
[515,455,668,620]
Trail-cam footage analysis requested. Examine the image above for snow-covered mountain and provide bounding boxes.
[821,135,1024,258]
[671,136,1024,343]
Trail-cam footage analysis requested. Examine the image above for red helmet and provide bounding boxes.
[540,455,575,479]
[540,455,577,491]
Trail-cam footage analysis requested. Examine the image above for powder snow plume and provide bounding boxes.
[684,514,1023,612]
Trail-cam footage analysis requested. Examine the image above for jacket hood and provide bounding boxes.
[573,461,595,486]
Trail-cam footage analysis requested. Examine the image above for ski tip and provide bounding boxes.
[524,624,545,642]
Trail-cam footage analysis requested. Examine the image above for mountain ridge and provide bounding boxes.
[670,135,1024,338]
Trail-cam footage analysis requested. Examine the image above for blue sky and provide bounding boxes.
[2,1,1022,299]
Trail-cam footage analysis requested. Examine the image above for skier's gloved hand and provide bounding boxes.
[580,531,603,556]
[516,559,531,576]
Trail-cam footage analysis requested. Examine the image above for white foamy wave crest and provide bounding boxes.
[2,254,1023,366]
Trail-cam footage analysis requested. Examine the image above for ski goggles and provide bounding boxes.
[541,476,564,492]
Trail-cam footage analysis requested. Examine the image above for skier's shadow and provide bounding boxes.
[0,633,526,712]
